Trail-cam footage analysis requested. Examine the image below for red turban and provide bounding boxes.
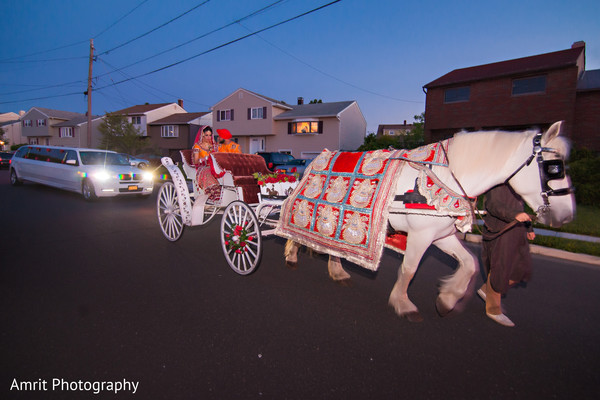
[217,129,232,140]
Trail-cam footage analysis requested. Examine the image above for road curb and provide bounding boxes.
[462,233,600,267]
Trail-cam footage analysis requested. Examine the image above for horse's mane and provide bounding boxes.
[448,129,536,188]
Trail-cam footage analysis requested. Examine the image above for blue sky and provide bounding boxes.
[1,0,599,134]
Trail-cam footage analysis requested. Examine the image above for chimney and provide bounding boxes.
[297,97,304,105]
[404,120,407,125]
[572,41,585,49]
[178,99,184,108]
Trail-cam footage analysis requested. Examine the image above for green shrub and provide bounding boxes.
[568,147,600,206]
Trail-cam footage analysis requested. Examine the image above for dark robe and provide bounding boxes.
[481,184,532,294]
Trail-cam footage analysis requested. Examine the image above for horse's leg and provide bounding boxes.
[388,235,431,322]
[432,234,479,316]
[284,240,301,269]
[328,255,351,285]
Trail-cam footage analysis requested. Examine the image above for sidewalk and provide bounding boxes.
[463,233,600,267]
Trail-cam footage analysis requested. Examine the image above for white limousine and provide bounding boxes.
[9,145,154,200]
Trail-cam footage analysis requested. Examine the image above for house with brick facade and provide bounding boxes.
[422,41,599,151]
[212,88,366,158]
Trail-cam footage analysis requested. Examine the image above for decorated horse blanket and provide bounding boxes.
[275,142,474,271]
[275,148,405,271]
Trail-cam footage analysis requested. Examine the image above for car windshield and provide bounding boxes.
[80,151,130,166]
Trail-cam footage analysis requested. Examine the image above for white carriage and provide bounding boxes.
[157,150,299,275]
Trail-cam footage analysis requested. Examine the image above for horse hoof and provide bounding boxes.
[435,297,453,317]
[285,261,298,270]
[404,311,424,323]
[334,278,353,287]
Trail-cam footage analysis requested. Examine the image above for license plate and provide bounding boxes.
[128,185,138,191]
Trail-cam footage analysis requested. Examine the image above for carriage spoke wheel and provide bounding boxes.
[221,201,262,275]
[157,182,184,241]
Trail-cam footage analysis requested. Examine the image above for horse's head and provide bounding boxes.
[508,121,575,227]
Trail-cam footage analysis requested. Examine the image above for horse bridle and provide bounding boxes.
[504,132,574,215]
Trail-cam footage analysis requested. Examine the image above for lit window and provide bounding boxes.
[512,76,546,96]
[161,125,178,138]
[444,86,470,103]
[289,121,322,134]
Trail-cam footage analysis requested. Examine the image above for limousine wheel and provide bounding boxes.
[157,182,184,241]
[10,169,22,186]
[82,179,97,201]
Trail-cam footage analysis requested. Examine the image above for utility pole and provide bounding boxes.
[86,39,94,148]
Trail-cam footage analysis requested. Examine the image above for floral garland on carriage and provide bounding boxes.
[253,169,300,199]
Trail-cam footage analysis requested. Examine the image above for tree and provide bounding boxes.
[357,112,425,151]
[309,99,323,104]
[99,113,145,155]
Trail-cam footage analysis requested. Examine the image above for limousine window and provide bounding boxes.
[80,151,130,166]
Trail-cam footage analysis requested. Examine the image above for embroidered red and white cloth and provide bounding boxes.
[275,149,405,271]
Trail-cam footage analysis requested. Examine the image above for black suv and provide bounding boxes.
[256,152,295,171]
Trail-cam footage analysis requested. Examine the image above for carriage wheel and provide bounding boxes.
[220,201,262,275]
[202,203,219,225]
[157,182,184,241]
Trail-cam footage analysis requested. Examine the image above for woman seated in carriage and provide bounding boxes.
[192,126,220,198]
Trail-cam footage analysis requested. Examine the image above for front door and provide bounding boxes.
[249,137,265,154]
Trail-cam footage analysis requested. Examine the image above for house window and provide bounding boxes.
[512,75,546,96]
[131,116,141,124]
[36,119,46,127]
[444,86,470,103]
[217,109,234,121]
[59,127,73,138]
[23,120,32,127]
[29,138,39,144]
[288,121,323,134]
[249,107,266,119]
[161,125,179,138]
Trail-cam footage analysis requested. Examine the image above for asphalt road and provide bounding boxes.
[1,169,600,400]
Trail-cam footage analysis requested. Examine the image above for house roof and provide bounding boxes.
[27,107,85,121]
[149,112,210,125]
[111,103,175,115]
[577,69,600,91]
[53,115,102,127]
[424,45,585,89]
[215,88,292,110]
[273,101,355,120]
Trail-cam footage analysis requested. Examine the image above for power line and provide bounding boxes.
[0,0,150,63]
[98,0,212,56]
[95,0,342,91]
[236,22,423,104]
[95,0,286,79]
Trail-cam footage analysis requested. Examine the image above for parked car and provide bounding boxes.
[134,153,164,168]
[9,145,154,201]
[277,158,314,178]
[256,152,296,171]
[0,151,13,169]
[119,153,150,169]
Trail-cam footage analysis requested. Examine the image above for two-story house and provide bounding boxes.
[422,41,599,151]
[111,101,186,137]
[212,88,367,158]
[20,107,93,146]
[147,112,212,161]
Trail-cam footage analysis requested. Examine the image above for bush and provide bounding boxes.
[568,148,600,206]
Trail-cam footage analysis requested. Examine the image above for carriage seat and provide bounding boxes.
[210,153,271,204]
[179,149,196,180]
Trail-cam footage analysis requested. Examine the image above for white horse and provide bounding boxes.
[284,121,575,322]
